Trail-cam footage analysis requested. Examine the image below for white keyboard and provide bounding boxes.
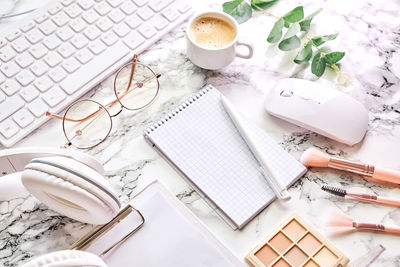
[0,0,193,147]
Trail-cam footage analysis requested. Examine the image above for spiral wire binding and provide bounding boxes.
[144,85,213,135]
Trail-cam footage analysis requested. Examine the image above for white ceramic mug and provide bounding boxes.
[186,11,254,70]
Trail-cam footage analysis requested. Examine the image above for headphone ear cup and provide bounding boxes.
[21,250,107,267]
[21,156,120,224]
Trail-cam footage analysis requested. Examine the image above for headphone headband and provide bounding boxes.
[0,147,104,177]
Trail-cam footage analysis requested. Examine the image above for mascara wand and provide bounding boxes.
[321,185,400,208]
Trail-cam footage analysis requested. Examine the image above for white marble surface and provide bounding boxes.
[1,0,400,266]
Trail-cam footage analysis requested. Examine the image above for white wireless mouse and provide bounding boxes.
[264,78,368,145]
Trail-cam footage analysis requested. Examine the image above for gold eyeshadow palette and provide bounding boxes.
[246,213,349,267]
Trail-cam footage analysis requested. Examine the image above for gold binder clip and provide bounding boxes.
[70,205,145,257]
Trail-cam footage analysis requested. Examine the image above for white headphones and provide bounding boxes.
[1,147,120,266]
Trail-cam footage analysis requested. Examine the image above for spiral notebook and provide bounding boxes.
[144,85,306,229]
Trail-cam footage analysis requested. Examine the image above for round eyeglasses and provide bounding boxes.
[46,55,161,149]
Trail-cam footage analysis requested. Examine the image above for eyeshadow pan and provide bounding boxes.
[314,246,338,266]
[304,259,319,267]
[255,244,278,266]
[272,258,291,267]
[269,232,292,253]
[283,219,306,241]
[298,233,321,255]
[284,245,308,267]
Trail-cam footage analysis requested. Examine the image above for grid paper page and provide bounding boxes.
[144,85,306,228]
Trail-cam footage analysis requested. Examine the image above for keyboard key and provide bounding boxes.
[150,14,168,30]
[0,95,24,121]
[148,0,173,12]
[69,18,87,32]
[57,26,74,41]
[20,85,39,102]
[94,2,111,16]
[28,98,48,117]
[11,37,30,53]
[34,13,49,24]
[82,10,100,24]
[34,76,53,92]
[52,12,70,27]
[20,21,35,32]
[30,61,49,76]
[65,4,82,18]
[42,86,66,107]
[123,31,145,49]
[106,0,123,8]
[108,9,125,24]
[6,30,22,41]
[43,35,62,50]
[77,0,95,10]
[113,23,130,37]
[162,6,179,22]
[61,0,74,6]
[25,29,44,44]
[137,6,154,21]
[48,3,63,15]
[16,70,35,86]
[120,1,137,15]
[101,31,118,46]
[133,0,148,7]
[88,39,106,55]
[138,23,156,39]
[48,67,67,82]
[71,34,89,49]
[0,74,5,85]
[0,39,6,49]
[177,1,190,13]
[75,48,93,64]
[0,62,20,78]
[57,43,76,58]
[15,53,34,68]
[29,43,47,59]
[39,20,57,35]
[60,41,129,94]
[84,26,102,40]
[1,80,21,96]
[125,15,142,29]
[0,119,19,138]
[13,109,34,128]
[62,57,80,73]
[96,18,113,32]
[0,91,4,103]
[0,46,16,62]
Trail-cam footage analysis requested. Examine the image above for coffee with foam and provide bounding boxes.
[189,16,236,49]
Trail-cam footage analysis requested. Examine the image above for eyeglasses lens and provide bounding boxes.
[63,100,112,149]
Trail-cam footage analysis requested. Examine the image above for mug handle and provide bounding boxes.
[236,41,254,59]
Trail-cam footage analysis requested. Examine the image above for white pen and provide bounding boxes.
[221,95,291,200]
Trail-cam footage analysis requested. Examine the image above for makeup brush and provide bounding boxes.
[321,185,400,207]
[326,209,400,236]
[301,147,400,186]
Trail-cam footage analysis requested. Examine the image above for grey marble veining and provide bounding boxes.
[1,0,400,266]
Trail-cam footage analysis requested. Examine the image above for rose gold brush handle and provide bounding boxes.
[375,196,400,207]
[372,167,400,185]
[348,193,400,208]
[384,226,400,235]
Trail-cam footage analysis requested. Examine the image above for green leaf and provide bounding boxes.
[283,22,300,39]
[251,0,278,10]
[294,41,313,64]
[278,22,301,50]
[267,17,284,43]
[299,8,322,31]
[284,20,290,28]
[223,0,252,24]
[311,52,326,77]
[283,6,304,23]
[279,36,301,51]
[311,33,338,47]
[325,52,345,64]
